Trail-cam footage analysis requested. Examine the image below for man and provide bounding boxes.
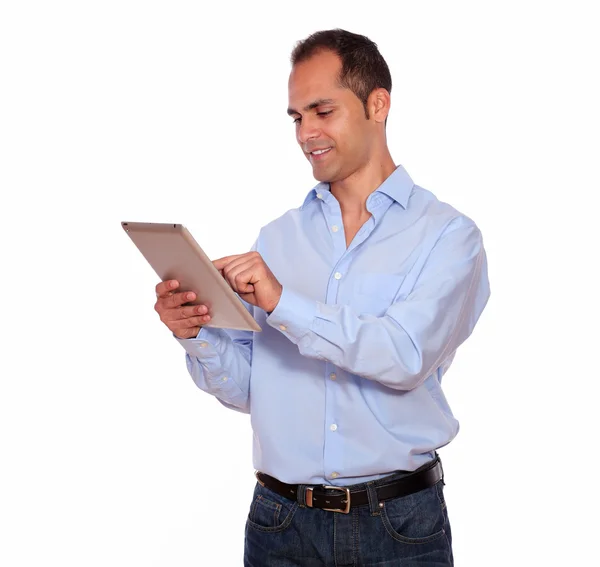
[155,29,490,566]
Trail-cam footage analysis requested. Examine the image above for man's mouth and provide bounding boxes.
[308,147,333,160]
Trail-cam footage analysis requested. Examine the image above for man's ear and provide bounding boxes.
[368,88,391,123]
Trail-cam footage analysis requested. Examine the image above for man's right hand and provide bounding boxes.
[154,280,212,339]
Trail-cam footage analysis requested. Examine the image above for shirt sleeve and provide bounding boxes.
[176,325,253,413]
[266,216,490,391]
[174,239,259,413]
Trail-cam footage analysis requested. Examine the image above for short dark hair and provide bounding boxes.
[290,28,392,119]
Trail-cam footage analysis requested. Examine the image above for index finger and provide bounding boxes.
[155,279,179,298]
[213,255,245,271]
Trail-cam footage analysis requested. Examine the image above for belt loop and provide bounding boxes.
[296,484,308,506]
[365,481,381,516]
[434,452,445,485]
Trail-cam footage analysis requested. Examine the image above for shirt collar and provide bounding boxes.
[300,165,414,209]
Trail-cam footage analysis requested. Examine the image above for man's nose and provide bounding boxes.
[297,119,320,145]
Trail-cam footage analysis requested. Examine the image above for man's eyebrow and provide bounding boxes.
[287,98,336,116]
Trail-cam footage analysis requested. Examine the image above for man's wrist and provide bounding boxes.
[265,284,283,315]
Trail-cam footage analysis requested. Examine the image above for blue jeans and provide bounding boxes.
[244,470,453,566]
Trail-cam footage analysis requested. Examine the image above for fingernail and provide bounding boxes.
[186,292,194,300]
[170,281,177,288]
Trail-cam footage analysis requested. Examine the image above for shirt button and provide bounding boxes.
[316,192,322,199]
[330,472,339,479]
[222,377,228,382]
[199,342,208,348]
[331,225,339,232]
[279,324,287,331]
[334,272,342,280]
[330,424,338,431]
[330,373,337,380]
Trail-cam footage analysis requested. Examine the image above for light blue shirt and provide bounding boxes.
[177,165,490,486]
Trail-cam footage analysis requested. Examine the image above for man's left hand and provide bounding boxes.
[213,252,282,314]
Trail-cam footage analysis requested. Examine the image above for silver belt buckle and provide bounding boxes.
[306,485,351,514]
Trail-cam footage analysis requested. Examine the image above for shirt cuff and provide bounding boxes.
[174,326,226,358]
[266,286,317,344]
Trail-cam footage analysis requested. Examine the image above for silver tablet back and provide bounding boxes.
[122,222,261,332]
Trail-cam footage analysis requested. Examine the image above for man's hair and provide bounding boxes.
[290,28,392,119]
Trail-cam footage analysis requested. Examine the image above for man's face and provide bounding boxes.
[287,50,372,183]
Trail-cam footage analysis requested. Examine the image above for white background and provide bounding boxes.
[1,1,599,565]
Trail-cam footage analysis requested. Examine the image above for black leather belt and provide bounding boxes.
[255,458,443,514]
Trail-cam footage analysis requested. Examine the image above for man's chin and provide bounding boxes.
[311,166,334,183]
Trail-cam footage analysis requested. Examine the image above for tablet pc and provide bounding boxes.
[121,221,261,332]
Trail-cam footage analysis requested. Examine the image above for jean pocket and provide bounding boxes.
[380,483,447,544]
[246,484,299,533]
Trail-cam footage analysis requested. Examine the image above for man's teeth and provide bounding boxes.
[312,148,331,155]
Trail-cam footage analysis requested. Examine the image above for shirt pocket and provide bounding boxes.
[353,273,406,316]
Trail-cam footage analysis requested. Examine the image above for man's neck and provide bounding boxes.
[330,155,397,218]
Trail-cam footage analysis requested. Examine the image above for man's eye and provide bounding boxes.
[292,110,331,124]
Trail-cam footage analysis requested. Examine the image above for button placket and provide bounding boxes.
[320,195,350,487]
